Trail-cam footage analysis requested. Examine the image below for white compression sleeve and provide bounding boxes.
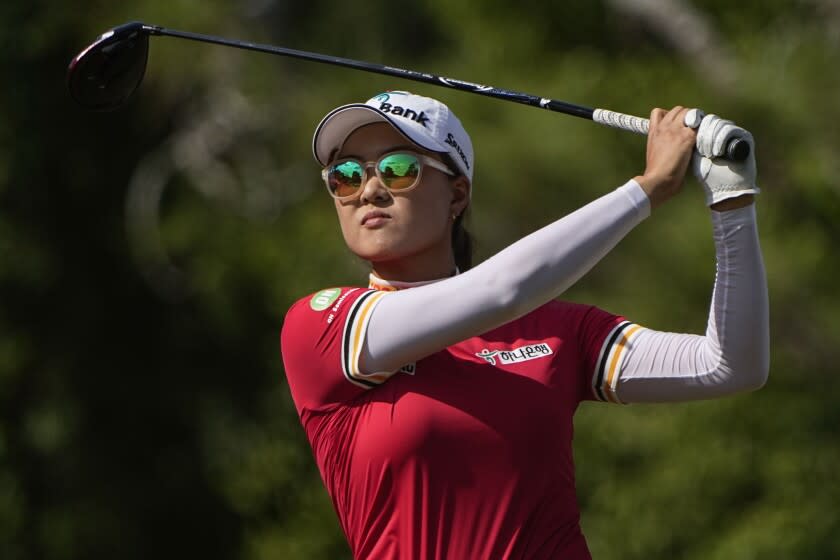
[614,205,769,403]
[359,180,650,376]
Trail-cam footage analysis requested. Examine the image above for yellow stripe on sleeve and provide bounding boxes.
[603,324,643,403]
[348,291,387,382]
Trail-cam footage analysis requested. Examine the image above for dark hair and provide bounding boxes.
[441,153,474,271]
[452,211,474,271]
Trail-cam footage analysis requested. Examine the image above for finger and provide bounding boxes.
[712,122,748,157]
[649,108,667,130]
[646,109,664,156]
[663,107,697,148]
[663,106,686,125]
[712,122,735,157]
[684,108,705,129]
[696,114,719,157]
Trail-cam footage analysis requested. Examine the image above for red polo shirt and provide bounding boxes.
[281,286,626,559]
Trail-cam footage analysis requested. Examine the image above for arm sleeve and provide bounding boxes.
[602,204,769,403]
[359,180,651,379]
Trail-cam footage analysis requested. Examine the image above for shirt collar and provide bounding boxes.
[368,270,458,291]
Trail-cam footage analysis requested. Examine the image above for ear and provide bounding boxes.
[450,176,471,217]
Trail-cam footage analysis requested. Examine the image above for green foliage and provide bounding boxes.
[1,1,838,558]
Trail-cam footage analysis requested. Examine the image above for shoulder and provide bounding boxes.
[281,286,383,411]
[501,300,627,348]
[523,299,609,326]
[286,287,361,314]
[540,299,595,315]
[283,287,369,330]
[281,285,392,361]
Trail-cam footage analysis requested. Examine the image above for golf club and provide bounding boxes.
[67,21,750,161]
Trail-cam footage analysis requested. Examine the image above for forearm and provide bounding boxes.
[360,180,651,374]
[615,204,769,403]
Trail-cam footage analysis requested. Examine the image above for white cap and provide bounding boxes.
[312,91,474,181]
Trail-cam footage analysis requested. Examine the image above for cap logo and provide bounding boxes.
[370,91,409,103]
[444,132,470,170]
[378,102,430,128]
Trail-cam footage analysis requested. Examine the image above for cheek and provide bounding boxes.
[335,205,358,244]
[408,199,449,233]
[410,184,454,227]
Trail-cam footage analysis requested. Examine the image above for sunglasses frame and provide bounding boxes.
[322,150,456,201]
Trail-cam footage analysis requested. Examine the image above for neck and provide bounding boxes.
[369,267,458,291]
[370,252,457,284]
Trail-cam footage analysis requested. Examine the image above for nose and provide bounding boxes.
[358,166,392,204]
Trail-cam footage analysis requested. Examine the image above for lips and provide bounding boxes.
[361,210,391,227]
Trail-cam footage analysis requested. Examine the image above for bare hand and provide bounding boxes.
[634,106,697,210]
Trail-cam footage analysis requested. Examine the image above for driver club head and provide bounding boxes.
[67,22,150,111]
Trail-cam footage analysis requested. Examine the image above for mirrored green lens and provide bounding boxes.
[378,153,420,190]
[329,160,364,197]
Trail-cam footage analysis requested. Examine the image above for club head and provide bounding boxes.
[67,22,151,111]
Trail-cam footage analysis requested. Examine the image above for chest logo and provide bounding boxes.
[476,343,554,366]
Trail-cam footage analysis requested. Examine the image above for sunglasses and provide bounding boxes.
[322,151,455,200]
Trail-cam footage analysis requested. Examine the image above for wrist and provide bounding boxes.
[634,174,673,210]
[710,194,755,212]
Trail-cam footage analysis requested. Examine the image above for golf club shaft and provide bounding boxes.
[132,23,747,160]
[144,25,645,135]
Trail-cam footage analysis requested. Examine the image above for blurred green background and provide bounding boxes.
[1,0,839,558]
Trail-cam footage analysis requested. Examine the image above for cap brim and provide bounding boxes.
[313,104,449,166]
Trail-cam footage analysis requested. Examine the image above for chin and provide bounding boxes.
[347,240,403,263]
[344,231,440,265]
[358,248,407,265]
[356,239,433,266]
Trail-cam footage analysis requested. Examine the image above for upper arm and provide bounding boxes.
[612,327,768,403]
[583,205,769,404]
[579,316,762,405]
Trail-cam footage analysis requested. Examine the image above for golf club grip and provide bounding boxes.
[592,108,750,162]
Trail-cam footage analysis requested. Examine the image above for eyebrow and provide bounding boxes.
[337,144,419,161]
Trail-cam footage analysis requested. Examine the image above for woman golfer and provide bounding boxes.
[281,91,768,559]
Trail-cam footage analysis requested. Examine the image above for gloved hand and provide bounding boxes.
[691,114,759,206]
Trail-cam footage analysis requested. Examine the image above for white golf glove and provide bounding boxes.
[691,114,759,206]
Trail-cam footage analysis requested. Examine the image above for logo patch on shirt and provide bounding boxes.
[310,288,341,311]
[476,343,554,366]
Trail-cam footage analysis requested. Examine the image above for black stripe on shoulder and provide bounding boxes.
[593,321,631,401]
[341,291,378,388]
